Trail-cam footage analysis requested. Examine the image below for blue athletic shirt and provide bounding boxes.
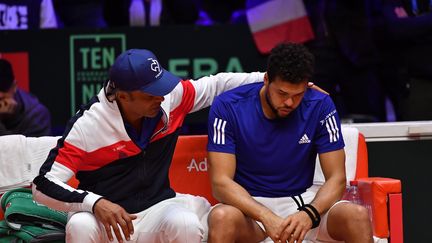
[207,82,345,197]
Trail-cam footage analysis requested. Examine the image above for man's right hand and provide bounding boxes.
[93,198,137,243]
[260,210,285,242]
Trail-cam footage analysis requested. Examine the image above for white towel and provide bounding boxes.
[313,126,360,186]
[0,135,60,193]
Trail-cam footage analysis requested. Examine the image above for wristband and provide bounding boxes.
[298,204,321,228]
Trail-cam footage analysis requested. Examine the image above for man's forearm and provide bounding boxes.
[309,177,346,215]
[313,149,347,215]
[213,178,273,222]
[189,72,264,113]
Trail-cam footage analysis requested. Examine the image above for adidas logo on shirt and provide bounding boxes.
[298,134,311,144]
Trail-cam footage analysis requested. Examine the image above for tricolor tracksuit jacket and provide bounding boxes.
[32,72,263,214]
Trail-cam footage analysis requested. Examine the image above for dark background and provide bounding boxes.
[0,25,267,130]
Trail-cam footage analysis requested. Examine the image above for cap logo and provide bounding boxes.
[148,58,162,78]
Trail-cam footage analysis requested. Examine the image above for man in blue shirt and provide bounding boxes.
[207,43,373,243]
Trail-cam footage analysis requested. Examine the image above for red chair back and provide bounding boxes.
[169,135,218,205]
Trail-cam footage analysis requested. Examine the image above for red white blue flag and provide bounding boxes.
[246,0,315,54]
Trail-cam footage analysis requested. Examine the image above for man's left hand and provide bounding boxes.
[277,211,312,243]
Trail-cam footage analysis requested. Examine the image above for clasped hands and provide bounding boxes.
[262,210,313,243]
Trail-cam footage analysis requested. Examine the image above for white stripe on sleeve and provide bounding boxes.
[325,116,340,143]
[325,120,333,143]
[213,118,218,144]
[212,118,227,145]
[331,116,340,140]
[221,120,227,145]
[216,119,223,144]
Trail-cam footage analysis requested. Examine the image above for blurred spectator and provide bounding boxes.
[104,0,200,27]
[304,0,386,122]
[53,0,107,28]
[0,0,57,29]
[367,0,432,120]
[0,59,51,136]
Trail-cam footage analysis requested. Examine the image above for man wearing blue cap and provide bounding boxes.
[32,49,266,242]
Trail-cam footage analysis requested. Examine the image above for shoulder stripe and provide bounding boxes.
[213,118,218,144]
[221,119,227,145]
[213,118,227,145]
[325,115,339,143]
[331,116,340,140]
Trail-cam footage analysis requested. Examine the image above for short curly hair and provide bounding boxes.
[267,42,314,84]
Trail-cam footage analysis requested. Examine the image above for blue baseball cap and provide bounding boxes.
[109,49,180,96]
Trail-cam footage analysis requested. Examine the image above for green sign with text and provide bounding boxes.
[69,34,126,115]
[168,57,244,79]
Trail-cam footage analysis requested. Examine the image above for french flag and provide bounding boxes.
[246,0,315,54]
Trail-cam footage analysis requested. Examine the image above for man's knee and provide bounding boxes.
[208,204,247,238]
[338,203,370,227]
[66,212,103,242]
[207,205,266,242]
[164,210,203,241]
[350,204,370,223]
[209,205,244,227]
[327,203,373,240]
